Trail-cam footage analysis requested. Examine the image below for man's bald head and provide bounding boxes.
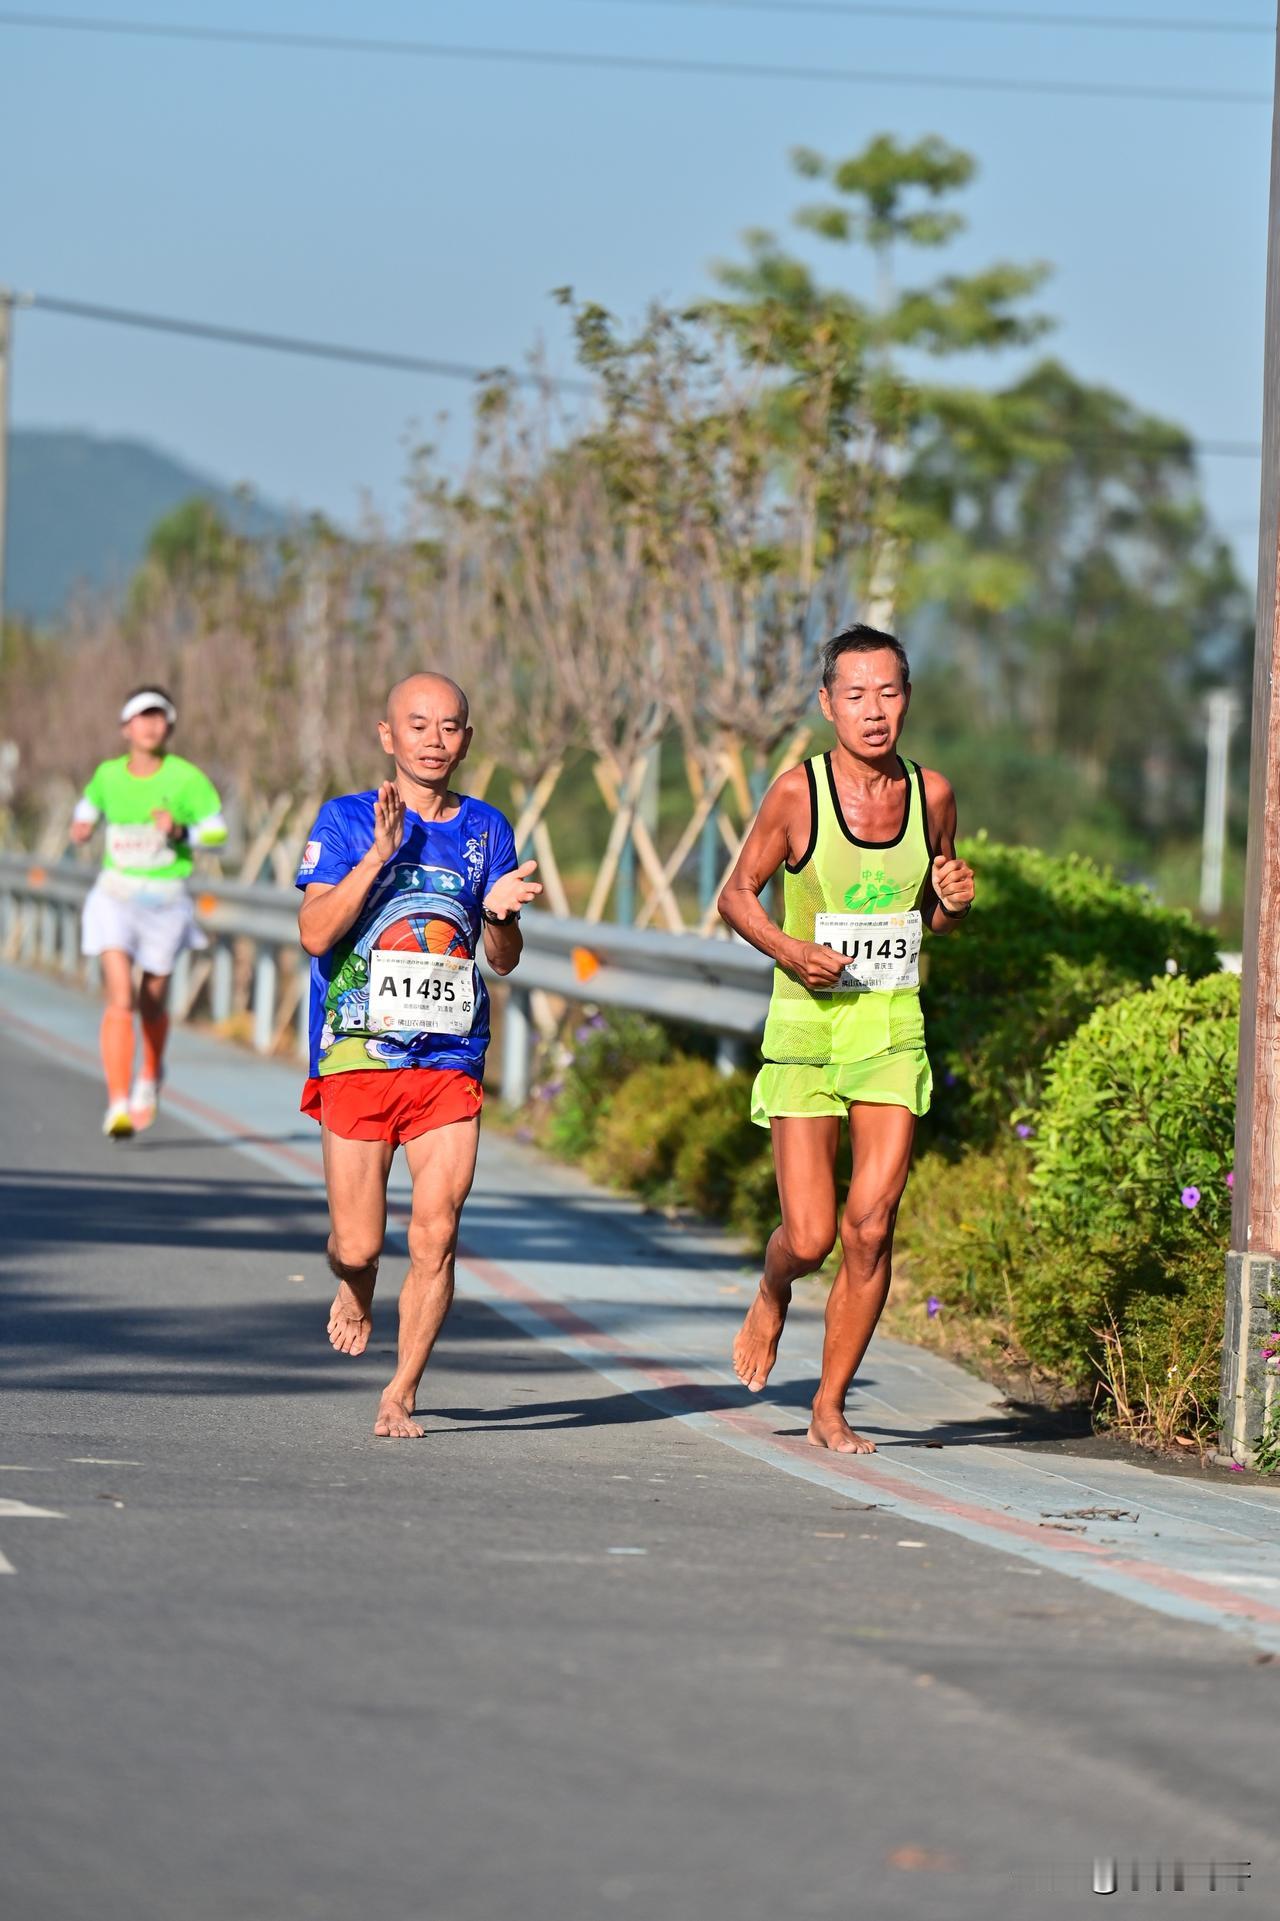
[386,672,469,727]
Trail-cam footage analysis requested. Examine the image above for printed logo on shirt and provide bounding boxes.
[300,838,322,874]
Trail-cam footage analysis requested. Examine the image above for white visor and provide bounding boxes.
[120,691,177,726]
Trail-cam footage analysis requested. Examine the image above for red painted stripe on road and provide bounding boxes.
[9,997,1280,1634]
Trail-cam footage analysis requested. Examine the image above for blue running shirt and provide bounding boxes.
[295,792,518,1081]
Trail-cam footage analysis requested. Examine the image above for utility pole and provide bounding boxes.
[1222,5,1280,1464]
[1199,689,1238,923]
[0,289,13,633]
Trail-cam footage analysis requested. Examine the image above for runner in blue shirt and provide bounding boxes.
[296,672,540,1439]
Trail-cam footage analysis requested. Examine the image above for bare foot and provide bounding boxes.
[373,1394,424,1440]
[732,1281,791,1392]
[327,1279,374,1357]
[807,1408,877,1454]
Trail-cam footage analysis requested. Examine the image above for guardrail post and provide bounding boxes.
[59,902,78,976]
[501,985,532,1107]
[210,942,233,1023]
[39,900,57,963]
[171,951,191,1020]
[716,1035,748,1077]
[253,945,277,1054]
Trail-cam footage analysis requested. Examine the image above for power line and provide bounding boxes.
[16,291,594,395]
[10,286,1262,459]
[585,0,1274,37]
[0,10,1270,107]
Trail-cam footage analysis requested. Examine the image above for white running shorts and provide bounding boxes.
[81,879,208,976]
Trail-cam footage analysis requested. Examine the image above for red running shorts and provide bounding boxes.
[300,1067,483,1145]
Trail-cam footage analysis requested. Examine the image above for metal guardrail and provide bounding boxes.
[0,853,770,1103]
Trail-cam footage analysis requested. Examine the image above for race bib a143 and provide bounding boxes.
[814,910,922,993]
[366,948,477,1037]
[105,822,171,870]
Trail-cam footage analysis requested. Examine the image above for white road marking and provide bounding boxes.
[70,1458,141,1467]
[0,1496,65,1574]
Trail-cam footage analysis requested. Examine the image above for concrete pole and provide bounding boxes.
[1199,690,1237,923]
[0,292,12,633]
[1222,4,1280,1465]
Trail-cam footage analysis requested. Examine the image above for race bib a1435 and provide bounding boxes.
[366,947,477,1037]
[813,910,922,993]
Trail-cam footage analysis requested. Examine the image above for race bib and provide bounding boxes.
[366,947,476,1037]
[814,911,922,993]
[106,822,171,870]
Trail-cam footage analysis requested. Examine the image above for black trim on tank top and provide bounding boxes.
[823,750,911,850]
[912,760,935,860]
[785,759,820,873]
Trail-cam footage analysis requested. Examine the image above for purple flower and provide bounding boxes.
[537,1079,564,1102]
[944,1071,958,1088]
[1015,1123,1033,1140]
[926,1295,941,1319]
[1180,1186,1201,1210]
[1227,1171,1235,1189]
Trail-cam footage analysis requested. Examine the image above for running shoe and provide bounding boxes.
[129,1077,160,1132]
[103,1099,134,1139]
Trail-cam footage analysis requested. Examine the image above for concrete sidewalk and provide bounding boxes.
[7,959,1280,1654]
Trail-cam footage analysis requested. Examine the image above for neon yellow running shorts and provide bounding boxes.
[750,1052,932,1128]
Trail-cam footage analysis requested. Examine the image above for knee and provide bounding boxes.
[840,1199,898,1263]
[408,1215,457,1273]
[327,1231,381,1278]
[779,1222,837,1273]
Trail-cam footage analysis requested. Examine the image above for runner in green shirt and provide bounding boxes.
[70,685,226,1137]
[719,626,975,1454]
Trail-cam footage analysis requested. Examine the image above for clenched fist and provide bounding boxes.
[785,938,851,991]
[932,852,975,915]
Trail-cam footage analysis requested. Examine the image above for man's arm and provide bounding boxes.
[297,784,404,957]
[718,769,847,991]
[480,860,543,976]
[921,771,976,934]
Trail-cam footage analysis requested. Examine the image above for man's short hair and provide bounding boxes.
[820,625,910,692]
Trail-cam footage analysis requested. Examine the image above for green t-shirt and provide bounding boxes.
[83,755,224,881]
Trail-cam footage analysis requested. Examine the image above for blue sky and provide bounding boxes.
[1,0,1272,581]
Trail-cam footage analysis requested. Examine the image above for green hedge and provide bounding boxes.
[924,837,1219,1141]
[526,866,1235,1448]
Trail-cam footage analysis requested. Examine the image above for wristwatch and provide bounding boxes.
[481,905,521,927]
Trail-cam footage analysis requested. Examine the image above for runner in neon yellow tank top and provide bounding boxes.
[719,626,975,1455]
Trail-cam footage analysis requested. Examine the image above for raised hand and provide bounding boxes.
[483,859,543,920]
[932,852,975,914]
[69,818,95,846]
[371,781,406,864]
[786,938,852,991]
[151,809,178,841]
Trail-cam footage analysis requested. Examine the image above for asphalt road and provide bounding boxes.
[3,1023,1279,1921]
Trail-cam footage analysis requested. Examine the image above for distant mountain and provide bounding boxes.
[5,428,291,623]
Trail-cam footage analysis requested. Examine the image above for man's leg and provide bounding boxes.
[321,1128,393,1358]
[808,1101,916,1455]
[732,1115,840,1392]
[373,1116,480,1440]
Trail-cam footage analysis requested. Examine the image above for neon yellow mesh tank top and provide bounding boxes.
[761,753,932,1067]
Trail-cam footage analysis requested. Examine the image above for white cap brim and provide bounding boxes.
[120,691,177,726]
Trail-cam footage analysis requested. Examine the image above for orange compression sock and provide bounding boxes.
[140,1008,170,1083]
[100,1007,136,1105]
